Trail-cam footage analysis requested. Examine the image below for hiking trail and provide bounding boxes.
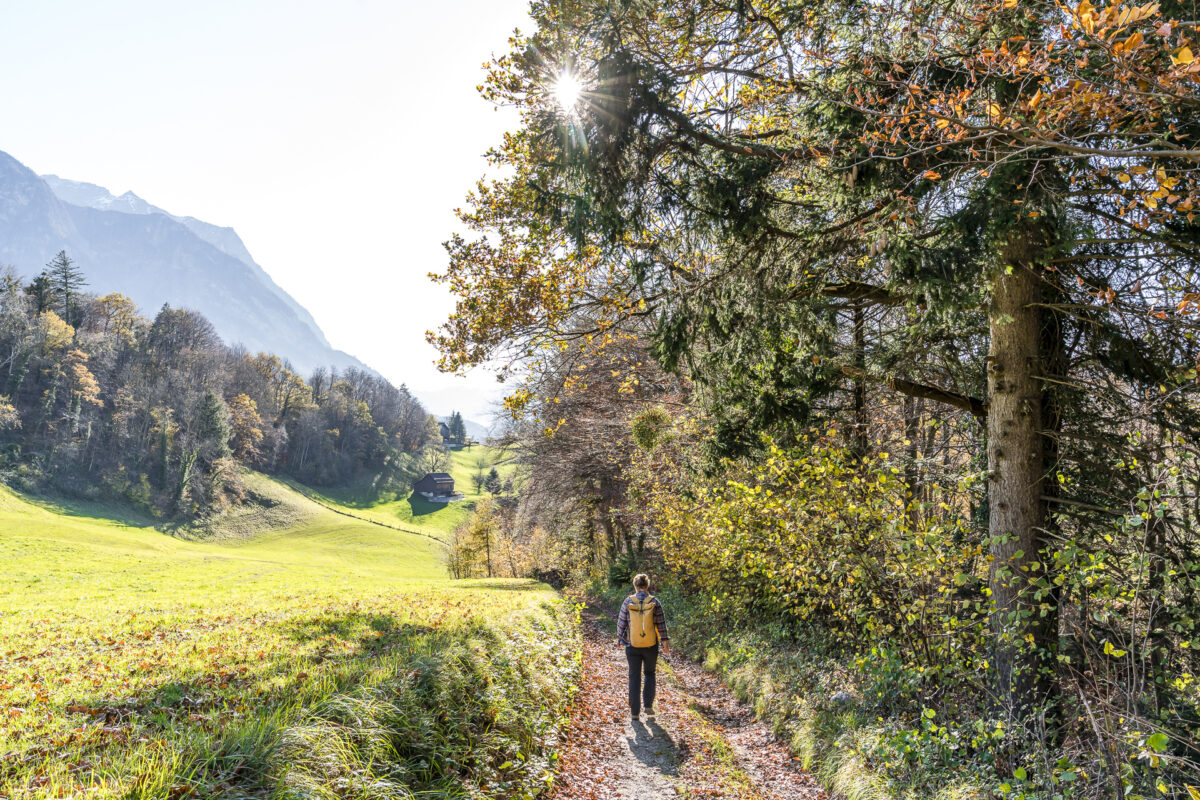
[550,604,827,800]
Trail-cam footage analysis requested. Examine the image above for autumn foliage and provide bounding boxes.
[433,0,1200,795]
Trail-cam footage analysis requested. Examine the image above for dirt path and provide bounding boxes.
[550,605,827,800]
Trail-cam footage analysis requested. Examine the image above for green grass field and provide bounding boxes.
[288,445,517,540]
[0,472,576,799]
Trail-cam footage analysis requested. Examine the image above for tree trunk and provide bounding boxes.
[485,529,492,578]
[852,304,868,459]
[174,448,197,515]
[600,507,618,563]
[904,396,921,528]
[987,243,1060,733]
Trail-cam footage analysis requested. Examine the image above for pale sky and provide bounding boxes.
[0,0,533,421]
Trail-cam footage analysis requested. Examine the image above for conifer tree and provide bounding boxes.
[45,251,86,327]
[193,390,231,467]
[24,272,52,314]
[448,410,467,443]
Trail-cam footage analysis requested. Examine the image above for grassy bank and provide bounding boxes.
[0,479,578,799]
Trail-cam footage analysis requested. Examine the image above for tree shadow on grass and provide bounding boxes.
[282,610,430,644]
[407,491,453,518]
[22,490,161,529]
[277,474,398,511]
[47,611,443,797]
[451,578,545,592]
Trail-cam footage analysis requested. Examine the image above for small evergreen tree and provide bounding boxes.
[24,273,53,314]
[45,251,87,327]
[193,391,231,467]
[448,411,467,444]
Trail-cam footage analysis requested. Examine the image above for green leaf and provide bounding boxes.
[1014,767,1027,780]
[1148,732,1169,752]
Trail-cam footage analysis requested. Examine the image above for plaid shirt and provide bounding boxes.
[617,591,669,646]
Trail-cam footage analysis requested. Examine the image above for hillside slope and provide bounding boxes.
[289,444,517,539]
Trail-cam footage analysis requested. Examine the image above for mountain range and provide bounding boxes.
[0,149,371,377]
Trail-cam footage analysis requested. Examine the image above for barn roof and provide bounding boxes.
[425,472,453,481]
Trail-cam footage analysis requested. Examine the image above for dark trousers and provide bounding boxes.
[625,644,658,713]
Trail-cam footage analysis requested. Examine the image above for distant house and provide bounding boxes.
[438,422,451,442]
[413,472,462,503]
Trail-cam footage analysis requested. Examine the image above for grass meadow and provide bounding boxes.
[0,474,577,799]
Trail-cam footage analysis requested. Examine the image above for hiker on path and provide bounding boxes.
[617,573,670,721]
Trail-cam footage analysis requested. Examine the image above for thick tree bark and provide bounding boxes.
[987,243,1061,731]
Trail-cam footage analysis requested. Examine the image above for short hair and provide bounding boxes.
[633,573,650,590]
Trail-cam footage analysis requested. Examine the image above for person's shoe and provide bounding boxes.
[631,709,640,721]
[645,705,656,717]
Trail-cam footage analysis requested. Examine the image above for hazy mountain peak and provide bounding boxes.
[42,175,164,216]
[0,149,373,377]
[113,190,157,215]
[40,164,334,353]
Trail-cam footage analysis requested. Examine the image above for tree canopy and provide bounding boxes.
[431,0,1200,794]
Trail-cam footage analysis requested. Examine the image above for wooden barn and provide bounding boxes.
[413,472,460,502]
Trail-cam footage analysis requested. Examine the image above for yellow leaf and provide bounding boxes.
[924,170,942,180]
[1003,0,1017,7]
[1118,172,1131,182]
[1175,46,1195,66]
[935,118,950,129]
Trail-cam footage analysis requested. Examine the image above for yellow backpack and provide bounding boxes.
[627,595,658,647]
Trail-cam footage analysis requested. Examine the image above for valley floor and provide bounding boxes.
[550,605,826,800]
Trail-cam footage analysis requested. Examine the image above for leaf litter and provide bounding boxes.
[550,605,826,800]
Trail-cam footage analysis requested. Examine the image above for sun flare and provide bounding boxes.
[554,71,582,112]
